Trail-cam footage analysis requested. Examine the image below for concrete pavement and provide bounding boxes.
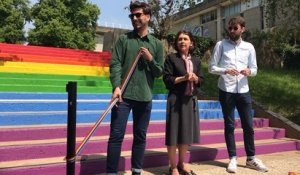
[119,151,300,175]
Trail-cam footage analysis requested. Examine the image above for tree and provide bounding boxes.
[28,0,100,50]
[0,0,30,44]
[261,0,300,28]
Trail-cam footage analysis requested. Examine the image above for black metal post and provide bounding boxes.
[66,82,77,175]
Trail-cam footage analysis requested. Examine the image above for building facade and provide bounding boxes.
[95,26,129,52]
[172,0,264,41]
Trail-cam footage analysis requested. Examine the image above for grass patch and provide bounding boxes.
[200,64,300,125]
[200,64,219,97]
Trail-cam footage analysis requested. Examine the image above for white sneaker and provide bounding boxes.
[246,158,268,172]
[227,158,237,173]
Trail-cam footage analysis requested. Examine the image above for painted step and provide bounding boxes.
[0,99,221,112]
[0,92,113,99]
[0,61,110,75]
[0,74,164,88]
[0,100,222,112]
[0,78,165,93]
[0,53,110,68]
[1,138,299,175]
[0,109,249,126]
[0,43,111,58]
[0,85,166,93]
[0,92,167,100]
[0,72,110,81]
[0,118,270,141]
[0,85,112,93]
[0,78,111,87]
[0,53,111,66]
[0,127,285,162]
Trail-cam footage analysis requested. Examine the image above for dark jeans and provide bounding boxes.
[219,89,255,158]
[106,98,152,174]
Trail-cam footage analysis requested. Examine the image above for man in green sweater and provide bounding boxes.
[106,1,164,175]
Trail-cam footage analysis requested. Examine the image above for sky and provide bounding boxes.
[27,0,133,30]
[97,0,133,29]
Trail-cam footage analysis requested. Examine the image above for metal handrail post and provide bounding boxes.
[66,81,77,175]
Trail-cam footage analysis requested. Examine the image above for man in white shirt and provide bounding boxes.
[209,16,268,173]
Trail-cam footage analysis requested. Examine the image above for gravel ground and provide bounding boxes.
[118,151,300,175]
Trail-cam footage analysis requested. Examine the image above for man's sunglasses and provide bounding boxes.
[129,13,144,19]
[228,26,239,31]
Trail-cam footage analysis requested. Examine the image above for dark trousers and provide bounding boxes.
[106,98,152,174]
[219,89,255,158]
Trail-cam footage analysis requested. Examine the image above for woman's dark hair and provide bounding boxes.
[173,31,196,53]
[129,1,152,17]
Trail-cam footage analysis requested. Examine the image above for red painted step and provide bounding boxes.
[0,43,111,59]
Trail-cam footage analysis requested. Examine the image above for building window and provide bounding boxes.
[222,3,241,17]
[200,10,217,24]
[260,6,264,30]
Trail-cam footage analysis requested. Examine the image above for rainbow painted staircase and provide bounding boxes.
[0,43,299,175]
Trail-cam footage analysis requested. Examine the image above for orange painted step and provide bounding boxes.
[0,43,111,58]
[0,53,110,67]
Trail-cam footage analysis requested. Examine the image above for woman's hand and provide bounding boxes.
[185,73,198,82]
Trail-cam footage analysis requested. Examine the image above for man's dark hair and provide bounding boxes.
[228,16,246,27]
[129,1,152,17]
[173,31,196,53]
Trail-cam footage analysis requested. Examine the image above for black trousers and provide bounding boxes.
[219,89,255,158]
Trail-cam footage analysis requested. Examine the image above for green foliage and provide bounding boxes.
[292,23,300,46]
[276,44,300,70]
[199,64,219,97]
[193,35,215,58]
[250,30,269,48]
[27,0,99,50]
[166,33,215,58]
[251,28,290,49]
[262,0,300,28]
[249,68,300,125]
[138,0,195,39]
[0,0,30,43]
[202,63,300,125]
[250,26,300,69]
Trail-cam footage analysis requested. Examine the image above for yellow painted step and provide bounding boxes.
[0,61,109,76]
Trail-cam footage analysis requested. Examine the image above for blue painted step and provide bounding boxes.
[0,109,247,126]
[0,92,255,126]
[0,100,222,111]
[0,92,166,100]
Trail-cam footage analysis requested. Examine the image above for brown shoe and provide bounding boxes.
[177,165,197,175]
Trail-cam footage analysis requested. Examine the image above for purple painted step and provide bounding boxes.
[2,139,300,175]
[0,118,269,141]
[0,128,285,162]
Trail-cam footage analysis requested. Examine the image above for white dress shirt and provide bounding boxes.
[209,39,257,93]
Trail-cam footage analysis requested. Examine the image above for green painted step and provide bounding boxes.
[0,84,112,93]
[0,72,167,93]
[0,77,165,86]
[0,85,167,93]
[0,78,111,87]
[0,72,110,81]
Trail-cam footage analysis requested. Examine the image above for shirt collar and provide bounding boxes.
[228,38,243,45]
[133,30,150,40]
[181,54,191,60]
